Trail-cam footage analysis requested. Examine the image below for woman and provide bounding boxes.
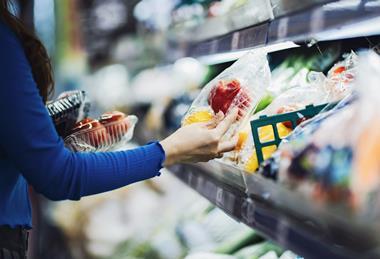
[0,1,238,258]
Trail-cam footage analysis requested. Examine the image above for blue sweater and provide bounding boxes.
[0,22,165,228]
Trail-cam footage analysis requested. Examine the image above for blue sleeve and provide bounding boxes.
[0,22,165,201]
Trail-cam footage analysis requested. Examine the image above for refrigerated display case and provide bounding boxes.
[24,0,380,258]
[174,0,380,61]
[151,1,380,259]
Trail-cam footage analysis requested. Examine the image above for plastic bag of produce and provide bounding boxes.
[235,52,358,173]
[64,111,138,152]
[324,51,357,101]
[258,74,328,116]
[182,50,270,135]
[236,74,331,173]
[276,51,380,214]
[258,51,357,119]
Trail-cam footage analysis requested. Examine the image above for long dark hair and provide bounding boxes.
[0,0,54,103]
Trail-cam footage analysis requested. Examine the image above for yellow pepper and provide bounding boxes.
[183,110,214,126]
[236,131,249,151]
[245,123,292,173]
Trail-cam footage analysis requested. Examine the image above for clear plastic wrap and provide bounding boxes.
[258,74,328,117]
[237,76,330,173]
[276,51,380,217]
[324,51,357,101]
[64,112,138,152]
[182,50,270,137]
[236,52,359,173]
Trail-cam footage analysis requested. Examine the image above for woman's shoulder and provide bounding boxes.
[0,20,14,37]
[0,20,23,50]
[0,20,26,64]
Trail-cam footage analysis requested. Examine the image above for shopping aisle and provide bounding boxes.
[8,0,380,258]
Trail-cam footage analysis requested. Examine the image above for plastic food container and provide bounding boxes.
[64,115,138,152]
[250,103,335,165]
[46,90,90,137]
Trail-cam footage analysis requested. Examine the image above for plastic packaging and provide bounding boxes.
[258,74,328,117]
[182,50,270,136]
[64,112,138,152]
[275,51,380,216]
[324,51,357,101]
[237,79,332,173]
[46,90,90,137]
[236,52,358,173]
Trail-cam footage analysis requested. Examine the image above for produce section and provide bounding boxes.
[15,0,380,258]
[178,0,380,61]
[152,1,380,257]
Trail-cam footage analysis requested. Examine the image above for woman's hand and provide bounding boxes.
[160,109,239,166]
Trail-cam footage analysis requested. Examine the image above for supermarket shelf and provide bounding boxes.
[169,161,380,259]
[184,0,380,61]
[270,0,336,17]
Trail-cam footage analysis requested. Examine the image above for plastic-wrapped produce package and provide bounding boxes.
[237,52,358,173]
[236,76,330,173]
[183,50,270,126]
[324,51,357,101]
[276,51,380,217]
[182,50,271,150]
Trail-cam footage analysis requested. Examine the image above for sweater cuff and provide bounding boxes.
[146,141,166,176]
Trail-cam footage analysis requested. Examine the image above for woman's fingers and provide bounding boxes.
[202,111,224,129]
[213,108,238,137]
[217,135,239,153]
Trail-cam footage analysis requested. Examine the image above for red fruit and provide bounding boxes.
[208,79,251,119]
[99,111,128,141]
[276,106,306,129]
[71,118,95,133]
[71,118,109,148]
[332,66,346,75]
[99,111,126,123]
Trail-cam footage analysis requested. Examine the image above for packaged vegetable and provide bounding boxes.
[236,52,358,173]
[183,108,214,126]
[244,123,292,173]
[182,50,270,139]
[237,76,331,173]
[324,51,357,101]
[276,51,380,215]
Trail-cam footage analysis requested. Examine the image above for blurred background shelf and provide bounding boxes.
[179,0,380,63]
[270,0,337,17]
[169,162,379,259]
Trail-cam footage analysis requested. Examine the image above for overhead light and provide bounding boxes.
[197,41,299,65]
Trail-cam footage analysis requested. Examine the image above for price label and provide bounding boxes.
[216,187,223,205]
[210,40,218,54]
[277,217,290,246]
[188,173,193,185]
[231,32,240,50]
[278,17,289,39]
[241,198,256,225]
[310,8,324,34]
